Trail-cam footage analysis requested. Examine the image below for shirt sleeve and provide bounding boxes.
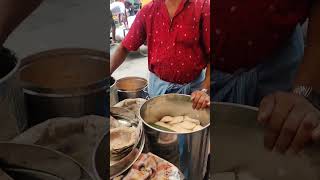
[122,8,147,51]
[200,0,210,58]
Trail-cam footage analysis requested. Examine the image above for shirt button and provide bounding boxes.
[215,29,221,35]
[230,6,237,13]
[269,5,275,11]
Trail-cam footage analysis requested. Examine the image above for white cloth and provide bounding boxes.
[110,2,126,15]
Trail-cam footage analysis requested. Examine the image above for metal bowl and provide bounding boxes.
[0,142,94,180]
[140,94,210,133]
[212,102,320,180]
[139,94,210,180]
[116,77,148,101]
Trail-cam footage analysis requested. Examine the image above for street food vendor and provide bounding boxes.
[214,1,320,154]
[110,0,211,110]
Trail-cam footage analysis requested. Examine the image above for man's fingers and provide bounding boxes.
[289,112,318,154]
[191,92,196,100]
[192,93,201,109]
[264,93,295,151]
[258,94,275,125]
[274,106,306,153]
[196,95,206,110]
[200,96,210,109]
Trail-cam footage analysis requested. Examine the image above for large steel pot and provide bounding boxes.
[0,142,94,180]
[212,102,320,180]
[19,48,108,127]
[116,76,148,101]
[0,48,27,140]
[139,94,210,180]
[110,77,118,106]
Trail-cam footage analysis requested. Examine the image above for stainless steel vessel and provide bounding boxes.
[212,102,320,180]
[0,142,94,180]
[110,77,118,106]
[0,48,27,140]
[116,76,148,101]
[19,48,108,127]
[139,94,210,180]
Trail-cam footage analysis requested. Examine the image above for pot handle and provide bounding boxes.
[143,87,150,100]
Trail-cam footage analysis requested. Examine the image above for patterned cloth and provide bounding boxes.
[122,0,210,84]
[213,0,311,73]
[212,25,305,106]
[148,70,205,98]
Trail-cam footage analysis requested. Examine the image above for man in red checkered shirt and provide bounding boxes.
[111,0,211,110]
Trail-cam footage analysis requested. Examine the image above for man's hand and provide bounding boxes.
[258,92,320,154]
[191,90,210,110]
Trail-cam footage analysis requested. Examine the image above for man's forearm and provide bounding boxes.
[294,1,320,92]
[0,0,43,45]
[110,43,129,74]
